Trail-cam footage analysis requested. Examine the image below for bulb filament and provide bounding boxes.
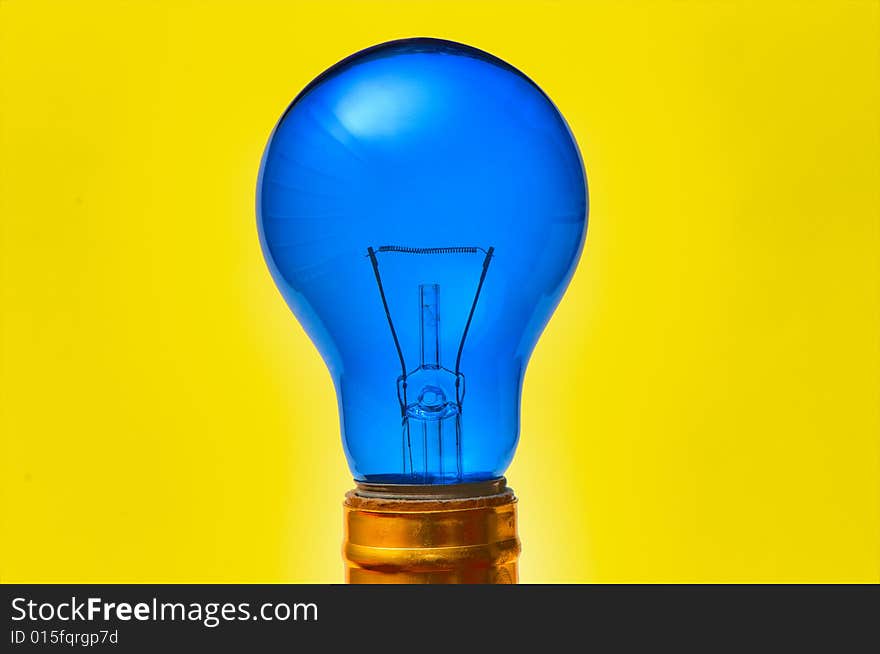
[366,245,494,482]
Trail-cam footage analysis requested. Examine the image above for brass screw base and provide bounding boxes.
[343,478,520,584]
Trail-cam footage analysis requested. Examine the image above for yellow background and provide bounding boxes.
[1,0,878,583]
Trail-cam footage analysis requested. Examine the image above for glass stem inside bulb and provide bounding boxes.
[403,283,460,482]
[420,284,440,369]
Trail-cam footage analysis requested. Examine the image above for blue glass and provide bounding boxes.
[257,38,588,484]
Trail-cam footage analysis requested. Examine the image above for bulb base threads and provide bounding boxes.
[343,478,519,584]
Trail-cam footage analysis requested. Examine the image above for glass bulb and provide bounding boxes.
[257,38,588,484]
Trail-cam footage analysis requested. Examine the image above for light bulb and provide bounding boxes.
[257,38,587,582]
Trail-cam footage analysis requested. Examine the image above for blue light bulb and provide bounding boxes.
[257,38,587,485]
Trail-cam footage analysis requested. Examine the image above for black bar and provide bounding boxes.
[2,584,878,651]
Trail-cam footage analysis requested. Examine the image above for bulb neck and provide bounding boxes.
[351,477,507,500]
[343,477,520,584]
